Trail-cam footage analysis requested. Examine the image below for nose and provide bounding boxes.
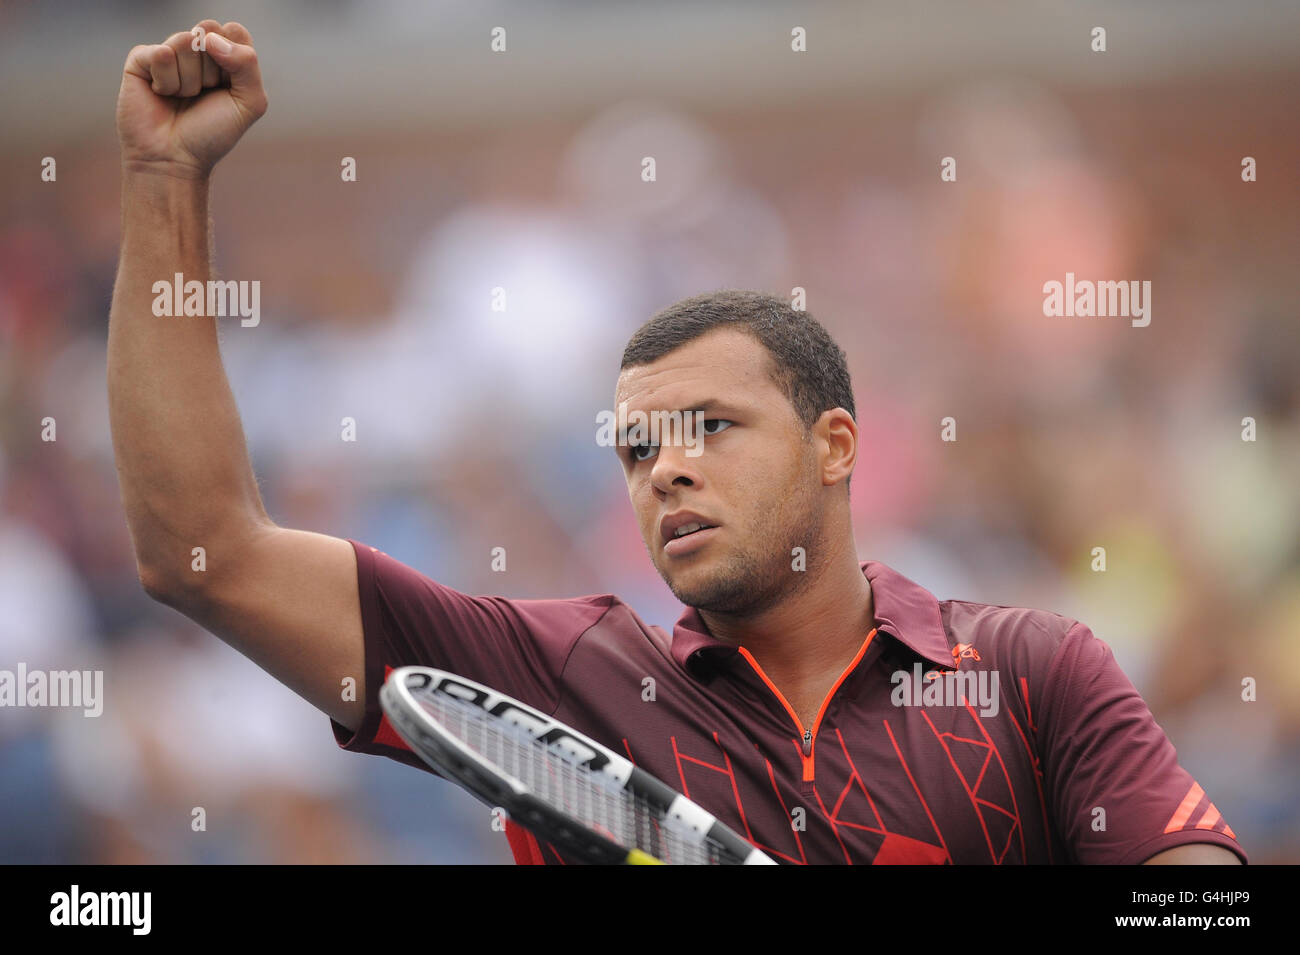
[649,442,701,495]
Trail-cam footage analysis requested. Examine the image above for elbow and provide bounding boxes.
[132,514,269,609]
[136,562,203,609]
[137,563,176,605]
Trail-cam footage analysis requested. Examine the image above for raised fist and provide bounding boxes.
[117,20,268,178]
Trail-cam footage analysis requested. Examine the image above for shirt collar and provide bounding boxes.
[670,560,953,677]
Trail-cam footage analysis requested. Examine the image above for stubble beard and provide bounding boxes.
[655,477,825,618]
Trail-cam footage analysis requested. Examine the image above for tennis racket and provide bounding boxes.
[379,666,776,865]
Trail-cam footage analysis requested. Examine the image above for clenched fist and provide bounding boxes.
[117,20,268,178]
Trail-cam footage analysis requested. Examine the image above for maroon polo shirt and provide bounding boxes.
[332,540,1247,865]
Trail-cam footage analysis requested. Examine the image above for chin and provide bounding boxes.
[667,569,751,615]
[659,563,714,604]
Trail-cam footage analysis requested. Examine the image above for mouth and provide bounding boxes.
[660,512,720,557]
[663,524,719,557]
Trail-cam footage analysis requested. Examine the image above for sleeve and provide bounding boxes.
[1036,621,1248,865]
[330,539,616,773]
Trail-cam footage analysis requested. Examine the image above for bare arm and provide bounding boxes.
[109,20,364,731]
[1143,844,1242,865]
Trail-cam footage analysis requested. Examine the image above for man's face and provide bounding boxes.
[613,327,826,616]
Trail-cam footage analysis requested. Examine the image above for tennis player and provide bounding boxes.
[109,21,1246,865]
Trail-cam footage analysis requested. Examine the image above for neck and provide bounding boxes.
[698,536,875,680]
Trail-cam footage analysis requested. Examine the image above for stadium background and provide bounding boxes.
[0,1,1297,863]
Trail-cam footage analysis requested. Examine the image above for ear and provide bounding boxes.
[813,408,857,487]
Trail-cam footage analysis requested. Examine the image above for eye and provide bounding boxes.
[630,442,658,462]
[628,419,733,464]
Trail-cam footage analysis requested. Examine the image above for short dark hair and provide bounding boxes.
[620,289,857,487]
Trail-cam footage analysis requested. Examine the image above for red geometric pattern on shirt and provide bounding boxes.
[822,726,949,864]
[625,731,807,863]
[634,729,952,865]
[921,699,1026,864]
[1006,676,1054,863]
[665,732,804,865]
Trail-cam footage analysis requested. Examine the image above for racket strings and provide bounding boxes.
[425,692,723,864]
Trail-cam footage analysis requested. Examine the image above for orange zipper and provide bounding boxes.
[737,627,878,788]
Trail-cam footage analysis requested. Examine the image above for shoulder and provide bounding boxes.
[359,539,622,626]
[938,597,1080,674]
[551,595,675,663]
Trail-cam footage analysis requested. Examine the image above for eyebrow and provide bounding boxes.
[682,400,733,415]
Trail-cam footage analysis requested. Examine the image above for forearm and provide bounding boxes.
[108,167,269,593]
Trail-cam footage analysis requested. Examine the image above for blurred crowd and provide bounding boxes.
[2,28,1297,863]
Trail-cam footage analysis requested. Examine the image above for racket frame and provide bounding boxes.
[380,666,775,865]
